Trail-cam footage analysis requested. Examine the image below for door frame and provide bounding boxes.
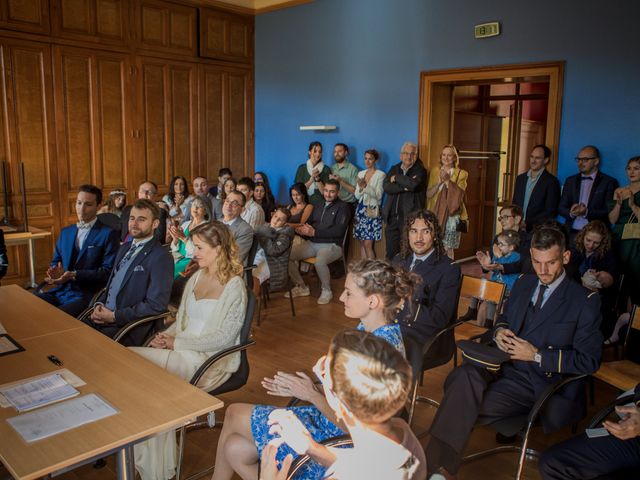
[418,61,564,176]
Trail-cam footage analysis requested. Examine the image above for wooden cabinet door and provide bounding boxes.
[51,0,128,46]
[0,0,50,35]
[0,39,57,283]
[199,65,253,181]
[52,46,132,225]
[135,57,198,192]
[135,0,197,57]
[199,7,253,64]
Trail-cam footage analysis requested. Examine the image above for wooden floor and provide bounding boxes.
[1,265,621,480]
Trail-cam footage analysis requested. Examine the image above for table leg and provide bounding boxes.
[27,238,37,289]
[115,445,136,480]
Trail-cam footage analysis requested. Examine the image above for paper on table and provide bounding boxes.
[0,321,6,334]
[0,369,86,409]
[0,373,79,412]
[7,394,118,443]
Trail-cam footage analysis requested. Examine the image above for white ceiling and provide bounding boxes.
[200,0,313,14]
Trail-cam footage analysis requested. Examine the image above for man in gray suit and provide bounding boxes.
[221,190,254,265]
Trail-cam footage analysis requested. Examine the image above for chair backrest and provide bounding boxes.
[244,236,260,289]
[97,212,121,232]
[459,274,506,306]
[623,304,640,362]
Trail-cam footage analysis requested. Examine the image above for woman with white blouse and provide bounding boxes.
[354,149,386,259]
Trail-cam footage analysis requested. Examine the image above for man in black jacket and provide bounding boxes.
[513,144,561,232]
[383,141,427,259]
[287,179,352,304]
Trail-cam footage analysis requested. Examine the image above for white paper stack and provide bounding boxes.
[0,373,79,412]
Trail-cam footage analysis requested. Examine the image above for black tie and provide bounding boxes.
[114,243,141,274]
[534,284,548,311]
[411,259,423,271]
[581,176,593,181]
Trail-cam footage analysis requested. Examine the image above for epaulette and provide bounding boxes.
[518,273,525,279]
[587,291,597,299]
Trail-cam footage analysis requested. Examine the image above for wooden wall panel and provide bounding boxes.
[140,61,166,187]
[228,72,249,176]
[199,66,224,182]
[53,0,127,44]
[138,0,196,56]
[199,8,253,64]
[0,0,50,35]
[169,65,196,179]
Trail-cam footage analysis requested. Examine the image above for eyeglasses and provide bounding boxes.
[224,200,241,208]
[498,215,514,221]
[140,189,156,196]
[575,156,597,163]
[400,151,417,156]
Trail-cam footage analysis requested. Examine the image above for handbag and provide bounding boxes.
[457,339,511,372]
[365,204,380,218]
[622,213,640,240]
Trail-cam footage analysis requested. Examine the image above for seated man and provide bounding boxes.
[220,189,254,265]
[86,199,173,346]
[539,383,640,480]
[287,179,352,304]
[426,226,603,480]
[120,181,168,244]
[392,209,461,347]
[237,177,265,230]
[184,175,222,222]
[37,184,119,317]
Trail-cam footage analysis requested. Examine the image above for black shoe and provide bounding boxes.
[458,307,478,322]
[93,459,107,469]
[495,432,518,444]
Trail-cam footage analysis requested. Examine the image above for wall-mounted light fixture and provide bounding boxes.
[299,125,337,132]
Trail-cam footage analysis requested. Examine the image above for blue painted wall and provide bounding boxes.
[255,0,639,202]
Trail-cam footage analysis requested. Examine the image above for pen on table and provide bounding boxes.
[47,355,63,366]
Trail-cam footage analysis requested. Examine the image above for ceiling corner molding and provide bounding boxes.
[255,0,315,15]
[195,0,314,15]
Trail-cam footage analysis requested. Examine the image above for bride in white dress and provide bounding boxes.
[129,221,248,480]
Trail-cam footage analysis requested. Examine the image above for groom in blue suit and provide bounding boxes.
[37,185,120,317]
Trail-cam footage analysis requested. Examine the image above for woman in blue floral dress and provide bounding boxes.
[354,149,385,259]
[210,259,419,480]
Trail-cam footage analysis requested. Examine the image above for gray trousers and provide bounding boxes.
[288,239,342,291]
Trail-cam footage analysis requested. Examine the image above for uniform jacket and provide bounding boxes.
[558,171,619,229]
[513,169,561,231]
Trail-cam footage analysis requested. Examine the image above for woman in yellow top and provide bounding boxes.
[426,144,468,259]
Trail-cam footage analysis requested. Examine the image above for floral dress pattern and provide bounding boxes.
[250,322,405,479]
[353,202,382,241]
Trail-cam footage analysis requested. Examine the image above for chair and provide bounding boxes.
[97,212,121,232]
[244,235,260,290]
[300,226,350,281]
[174,287,257,480]
[593,304,640,392]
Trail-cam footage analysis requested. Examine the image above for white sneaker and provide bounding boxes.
[284,285,310,298]
[317,289,333,305]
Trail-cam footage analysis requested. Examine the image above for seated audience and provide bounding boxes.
[286,180,352,304]
[255,207,295,292]
[571,220,618,339]
[559,145,619,239]
[329,143,359,208]
[184,176,221,222]
[209,167,233,199]
[220,177,237,202]
[211,258,418,480]
[354,149,385,259]
[37,184,119,317]
[221,190,254,265]
[121,181,168,244]
[162,175,193,221]
[539,384,640,480]
[426,226,603,480]
[0,229,7,282]
[169,196,211,278]
[513,144,561,232]
[129,221,247,480]
[287,182,314,229]
[426,144,468,259]
[383,141,427,260]
[237,177,265,229]
[84,199,173,346]
[295,141,331,206]
[98,188,127,217]
[392,209,461,347]
[254,181,276,222]
[262,330,426,480]
[608,155,640,306]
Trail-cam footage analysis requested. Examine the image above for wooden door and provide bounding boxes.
[135,57,198,193]
[0,38,57,283]
[52,46,132,225]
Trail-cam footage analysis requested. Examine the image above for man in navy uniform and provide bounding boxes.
[37,184,119,317]
[426,225,603,480]
[86,199,173,346]
[393,209,461,350]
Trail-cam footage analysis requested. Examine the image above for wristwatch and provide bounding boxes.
[534,352,542,366]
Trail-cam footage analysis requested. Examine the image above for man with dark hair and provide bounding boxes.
[287,179,352,304]
[36,184,120,317]
[221,189,254,264]
[559,145,618,237]
[209,167,233,199]
[426,226,603,480]
[237,177,265,229]
[393,209,461,347]
[185,176,221,221]
[329,143,359,205]
[383,142,427,259]
[120,181,168,243]
[513,144,561,232]
[85,198,173,346]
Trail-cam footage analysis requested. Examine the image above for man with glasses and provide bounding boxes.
[559,146,618,239]
[513,145,561,232]
[221,190,254,264]
[382,141,427,259]
[120,181,169,243]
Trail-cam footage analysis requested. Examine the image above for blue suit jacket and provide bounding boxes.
[493,273,602,431]
[558,170,619,229]
[513,169,561,231]
[97,238,173,331]
[49,219,119,302]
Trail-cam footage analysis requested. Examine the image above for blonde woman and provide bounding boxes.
[426,144,468,259]
[130,221,247,480]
